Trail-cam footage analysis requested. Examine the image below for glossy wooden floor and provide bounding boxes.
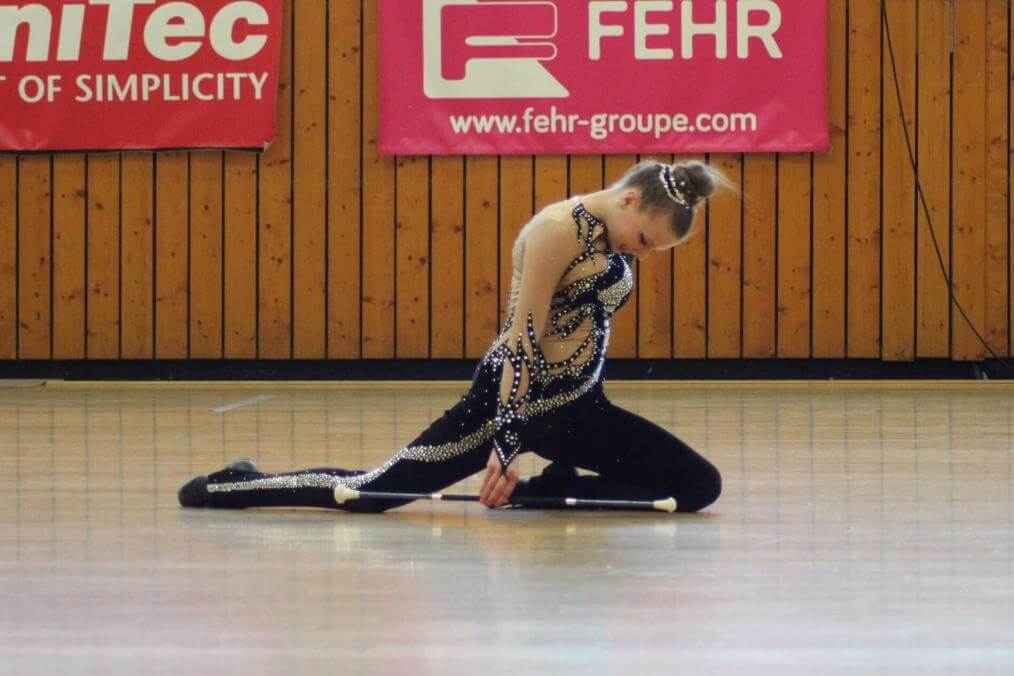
[1,380,1012,674]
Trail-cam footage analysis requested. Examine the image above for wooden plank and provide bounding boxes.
[951,0,988,360]
[18,155,51,358]
[52,156,86,358]
[463,156,499,358]
[637,154,673,358]
[812,0,847,358]
[707,154,742,358]
[189,152,223,358]
[293,0,327,358]
[154,153,189,359]
[223,152,257,358]
[120,152,153,358]
[395,155,429,357]
[258,0,294,358]
[741,153,776,357]
[361,0,395,358]
[984,0,1008,356]
[431,156,464,357]
[568,156,602,198]
[0,157,13,358]
[881,0,916,360]
[327,0,362,359]
[85,154,119,358]
[915,0,951,357]
[846,0,882,358]
[534,155,567,208]
[673,153,707,359]
[499,156,532,328]
[604,155,637,358]
[776,152,811,358]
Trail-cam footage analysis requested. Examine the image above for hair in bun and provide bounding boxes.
[613,158,735,240]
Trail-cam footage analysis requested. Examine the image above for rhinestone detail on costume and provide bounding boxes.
[476,201,633,471]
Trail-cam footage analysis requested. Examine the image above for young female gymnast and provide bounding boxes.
[179,158,729,513]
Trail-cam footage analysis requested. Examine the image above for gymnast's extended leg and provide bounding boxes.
[179,388,498,513]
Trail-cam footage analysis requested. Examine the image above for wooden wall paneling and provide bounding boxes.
[535,156,567,208]
[1010,0,1014,359]
[634,154,673,358]
[776,152,812,357]
[293,0,327,358]
[120,152,154,358]
[984,0,1009,356]
[395,155,430,357]
[52,156,86,358]
[742,153,776,357]
[258,0,294,359]
[673,153,708,359]
[881,0,916,360]
[951,0,988,360]
[603,155,637,357]
[328,0,362,358]
[154,153,189,358]
[568,156,601,198]
[812,0,847,358]
[17,155,51,358]
[361,0,395,358]
[499,156,532,328]
[223,153,257,358]
[847,0,882,358]
[915,0,951,357]
[189,152,223,358]
[85,154,119,358]
[0,157,13,358]
[464,156,499,358]
[707,154,743,358]
[430,156,465,357]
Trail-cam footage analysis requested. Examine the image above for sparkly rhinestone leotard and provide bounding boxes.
[479,200,634,473]
[200,199,722,515]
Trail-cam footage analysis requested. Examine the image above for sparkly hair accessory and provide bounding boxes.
[659,164,698,210]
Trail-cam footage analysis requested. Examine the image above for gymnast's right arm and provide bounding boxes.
[479,217,580,507]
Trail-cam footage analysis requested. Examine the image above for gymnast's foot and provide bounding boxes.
[178,473,210,507]
[510,461,579,503]
[177,458,259,508]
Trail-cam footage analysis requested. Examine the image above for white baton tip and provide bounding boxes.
[653,498,677,513]
[333,485,360,504]
[430,493,443,500]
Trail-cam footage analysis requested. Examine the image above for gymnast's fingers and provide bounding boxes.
[490,458,520,507]
[489,473,511,507]
[480,452,500,506]
[496,472,520,507]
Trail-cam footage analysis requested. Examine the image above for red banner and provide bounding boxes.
[379,0,829,155]
[0,0,283,152]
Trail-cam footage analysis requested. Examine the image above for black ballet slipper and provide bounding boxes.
[507,461,581,505]
[542,461,579,479]
[227,458,259,473]
[178,474,210,508]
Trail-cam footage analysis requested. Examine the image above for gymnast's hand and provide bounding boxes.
[479,449,520,508]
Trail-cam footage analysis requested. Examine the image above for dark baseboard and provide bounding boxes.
[0,358,1008,381]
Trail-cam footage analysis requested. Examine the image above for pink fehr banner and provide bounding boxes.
[0,0,283,152]
[379,0,828,155]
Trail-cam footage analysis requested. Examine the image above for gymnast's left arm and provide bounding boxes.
[479,218,578,507]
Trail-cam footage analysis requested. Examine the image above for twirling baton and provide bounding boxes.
[333,485,677,513]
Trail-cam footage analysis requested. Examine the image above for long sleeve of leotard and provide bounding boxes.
[490,218,582,475]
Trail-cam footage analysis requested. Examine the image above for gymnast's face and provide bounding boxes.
[606,188,684,261]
